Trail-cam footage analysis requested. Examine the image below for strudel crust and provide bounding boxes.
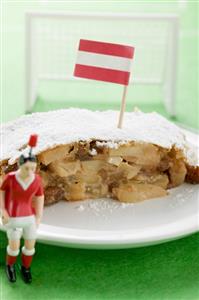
[0,109,198,205]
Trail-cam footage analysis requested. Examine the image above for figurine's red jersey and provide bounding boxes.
[0,171,43,217]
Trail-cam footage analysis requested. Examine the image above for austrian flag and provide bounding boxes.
[74,39,135,85]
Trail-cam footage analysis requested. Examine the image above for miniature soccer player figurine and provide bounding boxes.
[0,134,44,284]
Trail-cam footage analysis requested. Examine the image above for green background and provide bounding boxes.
[0,1,199,299]
[1,0,199,129]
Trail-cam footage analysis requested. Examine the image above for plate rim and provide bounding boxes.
[1,216,198,248]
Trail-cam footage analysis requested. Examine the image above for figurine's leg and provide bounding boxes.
[6,227,21,264]
[6,239,20,265]
[5,228,22,283]
[20,221,37,284]
[21,239,36,269]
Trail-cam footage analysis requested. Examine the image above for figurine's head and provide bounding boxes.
[18,134,38,177]
[18,159,37,177]
[19,152,37,166]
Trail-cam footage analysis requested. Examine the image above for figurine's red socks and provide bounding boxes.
[21,254,33,268]
[6,254,17,266]
[21,246,35,268]
[6,246,35,268]
[6,246,19,266]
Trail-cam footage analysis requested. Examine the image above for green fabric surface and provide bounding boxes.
[0,231,199,300]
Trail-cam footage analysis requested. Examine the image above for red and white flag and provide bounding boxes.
[74,39,135,85]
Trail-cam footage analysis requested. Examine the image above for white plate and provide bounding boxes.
[0,129,199,249]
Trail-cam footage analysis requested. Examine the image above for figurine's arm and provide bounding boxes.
[0,190,10,224]
[32,195,44,226]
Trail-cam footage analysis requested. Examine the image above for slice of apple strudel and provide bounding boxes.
[0,108,198,205]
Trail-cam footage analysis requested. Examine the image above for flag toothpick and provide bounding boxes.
[74,39,135,129]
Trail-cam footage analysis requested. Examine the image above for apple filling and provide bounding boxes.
[30,140,188,205]
[0,140,190,205]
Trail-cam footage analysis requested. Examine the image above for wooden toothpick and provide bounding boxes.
[117,85,128,129]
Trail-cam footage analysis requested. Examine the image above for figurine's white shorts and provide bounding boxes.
[5,215,37,241]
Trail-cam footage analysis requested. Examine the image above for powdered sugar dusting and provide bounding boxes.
[184,143,199,166]
[168,185,197,208]
[89,148,97,156]
[0,108,198,166]
[75,198,133,218]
